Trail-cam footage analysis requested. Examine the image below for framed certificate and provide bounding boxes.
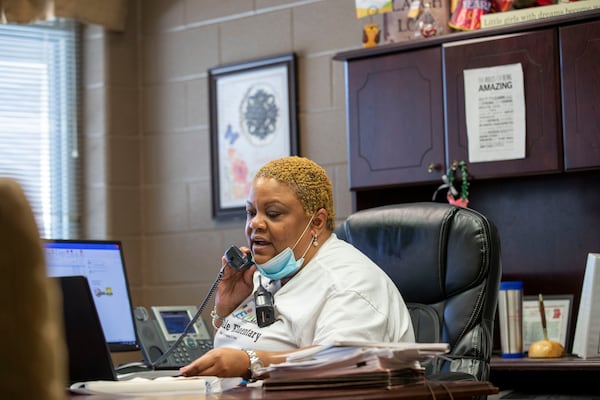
[522,295,573,353]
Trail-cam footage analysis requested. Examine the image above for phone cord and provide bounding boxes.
[149,265,226,369]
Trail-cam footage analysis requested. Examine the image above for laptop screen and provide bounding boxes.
[44,240,139,352]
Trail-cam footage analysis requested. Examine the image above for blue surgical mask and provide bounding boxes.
[255,215,315,281]
[255,247,302,281]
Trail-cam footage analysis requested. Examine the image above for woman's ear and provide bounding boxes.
[311,208,328,233]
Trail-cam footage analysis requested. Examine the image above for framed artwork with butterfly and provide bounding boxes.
[209,53,298,218]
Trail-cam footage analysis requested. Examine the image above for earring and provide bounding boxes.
[312,235,319,247]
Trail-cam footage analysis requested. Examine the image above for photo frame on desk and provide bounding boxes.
[522,294,573,353]
[208,53,298,218]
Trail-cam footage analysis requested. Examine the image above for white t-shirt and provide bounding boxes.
[213,234,415,351]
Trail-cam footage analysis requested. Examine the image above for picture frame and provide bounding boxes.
[209,53,298,218]
[522,294,573,353]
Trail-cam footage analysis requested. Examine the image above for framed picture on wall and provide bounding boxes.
[208,53,298,218]
[522,294,573,353]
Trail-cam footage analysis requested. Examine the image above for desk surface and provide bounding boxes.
[490,355,600,371]
[489,355,600,394]
[69,380,499,399]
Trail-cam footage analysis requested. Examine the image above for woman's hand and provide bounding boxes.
[180,347,309,378]
[214,246,256,317]
[179,348,250,378]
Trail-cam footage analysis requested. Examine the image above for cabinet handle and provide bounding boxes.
[428,163,442,173]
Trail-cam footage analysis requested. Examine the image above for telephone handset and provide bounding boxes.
[225,246,275,327]
[133,246,251,369]
[134,305,212,369]
[224,245,254,270]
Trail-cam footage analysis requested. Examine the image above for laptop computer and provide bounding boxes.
[55,276,177,385]
[56,275,118,384]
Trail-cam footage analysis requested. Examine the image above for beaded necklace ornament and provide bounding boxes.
[432,160,470,207]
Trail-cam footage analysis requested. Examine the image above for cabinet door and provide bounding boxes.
[346,47,444,190]
[560,19,600,171]
[444,29,561,179]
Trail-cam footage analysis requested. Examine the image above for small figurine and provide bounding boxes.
[362,22,381,47]
[414,3,441,39]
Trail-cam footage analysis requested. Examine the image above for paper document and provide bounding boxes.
[262,341,449,378]
[463,63,526,163]
[261,341,449,391]
[283,341,449,361]
[69,376,243,396]
[334,340,449,352]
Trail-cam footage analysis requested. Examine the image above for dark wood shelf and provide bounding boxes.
[490,355,600,394]
[491,355,600,371]
[333,8,600,62]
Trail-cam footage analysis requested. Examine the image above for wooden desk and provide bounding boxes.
[490,355,600,394]
[491,355,600,371]
[69,380,499,399]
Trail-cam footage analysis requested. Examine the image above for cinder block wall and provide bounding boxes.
[82,0,375,333]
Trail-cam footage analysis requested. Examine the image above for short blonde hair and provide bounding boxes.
[255,156,335,230]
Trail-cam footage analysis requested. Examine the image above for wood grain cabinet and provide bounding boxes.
[345,47,444,190]
[560,19,600,171]
[335,11,600,191]
[334,14,600,360]
[444,29,562,179]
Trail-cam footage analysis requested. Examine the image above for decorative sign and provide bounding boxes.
[463,63,526,163]
[355,0,393,18]
[383,0,451,43]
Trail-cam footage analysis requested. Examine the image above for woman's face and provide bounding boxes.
[245,177,313,265]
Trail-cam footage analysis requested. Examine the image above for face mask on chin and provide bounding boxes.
[254,214,316,281]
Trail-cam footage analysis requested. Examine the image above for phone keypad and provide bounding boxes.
[171,339,213,364]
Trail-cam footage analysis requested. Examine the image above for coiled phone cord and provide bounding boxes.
[149,264,226,369]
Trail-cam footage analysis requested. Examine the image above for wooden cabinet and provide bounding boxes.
[444,29,562,179]
[560,19,600,171]
[346,47,444,190]
[335,10,600,191]
[334,13,600,365]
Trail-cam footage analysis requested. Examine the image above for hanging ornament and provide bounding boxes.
[432,160,470,208]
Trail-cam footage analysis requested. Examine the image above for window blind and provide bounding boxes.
[0,19,80,238]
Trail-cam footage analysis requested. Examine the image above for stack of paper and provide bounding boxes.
[261,341,449,391]
[69,376,243,396]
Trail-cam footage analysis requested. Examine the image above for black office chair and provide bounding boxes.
[335,202,502,382]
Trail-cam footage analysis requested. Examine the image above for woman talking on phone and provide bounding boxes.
[180,156,414,380]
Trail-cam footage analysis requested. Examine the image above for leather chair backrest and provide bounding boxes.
[335,202,501,381]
